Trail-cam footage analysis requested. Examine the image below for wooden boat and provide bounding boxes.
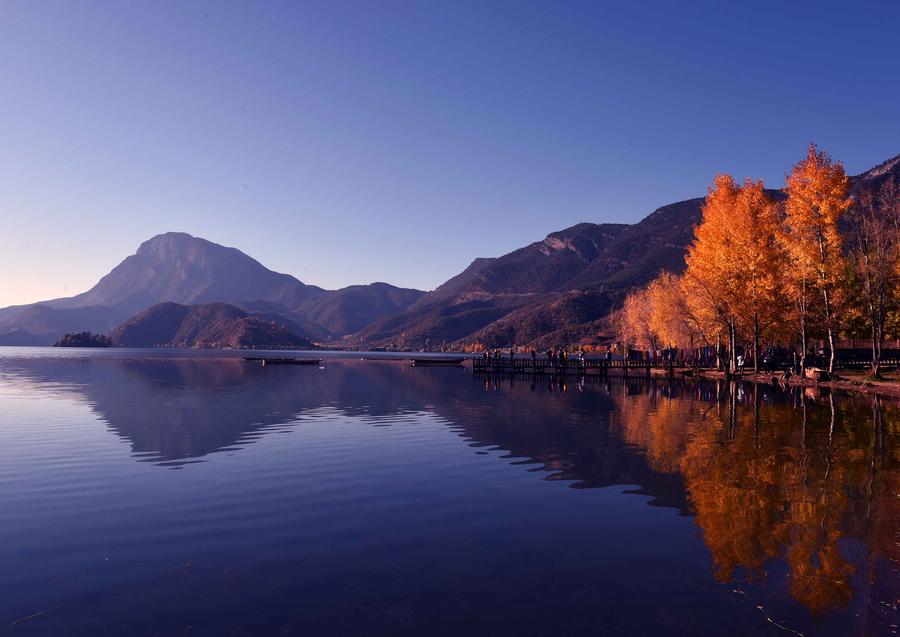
[804,367,830,381]
[411,357,466,367]
[255,357,322,366]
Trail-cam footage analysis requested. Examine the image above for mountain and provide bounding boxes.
[109,302,314,349]
[52,232,321,315]
[353,199,708,349]
[0,304,127,345]
[294,282,426,336]
[0,233,424,345]
[3,152,897,349]
[356,153,899,349]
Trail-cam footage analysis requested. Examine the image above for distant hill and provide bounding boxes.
[294,282,426,336]
[54,332,113,348]
[353,198,710,348]
[355,153,899,349]
[109,302,315,349]
[0,233,424,345]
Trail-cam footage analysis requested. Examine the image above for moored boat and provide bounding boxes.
[253,358,323,366]
[411,357,465,367]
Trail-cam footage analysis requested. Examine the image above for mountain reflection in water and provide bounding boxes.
[0,354,896,636]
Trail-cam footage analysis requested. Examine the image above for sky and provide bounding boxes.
[1,0,899,307]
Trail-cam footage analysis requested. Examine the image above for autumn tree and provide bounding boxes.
[684,175,786,373]
[778,224,818,376]
[684,174,743,373]
[729,180,789,373]
[646,272,707,353]
[618,272,712,361]
[616,286,659,353]
[783,145,852,374]
[846,177,899,376]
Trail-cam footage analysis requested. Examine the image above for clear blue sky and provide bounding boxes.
[1,0,898,306]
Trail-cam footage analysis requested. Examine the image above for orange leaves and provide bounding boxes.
[783,144,851,289]
[782,145,852,370]
[618,144,857,364]
[617,286,658,351]
[785,144,852,237]
[683,173,786,363]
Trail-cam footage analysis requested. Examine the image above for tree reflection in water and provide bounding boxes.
[610,378,898,625]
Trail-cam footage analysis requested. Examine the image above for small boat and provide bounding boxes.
[411,357,466,367]
[257,358,323,366]
[804,367,830,381]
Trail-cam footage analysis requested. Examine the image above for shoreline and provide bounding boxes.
[660,367,900,399]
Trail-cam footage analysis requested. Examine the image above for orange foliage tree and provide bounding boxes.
[683,175,786,372]
[783,144,852,373]
[683,174,742,370]
[615,145,884,373]
[616,286,659,352]
[730,180,789,372]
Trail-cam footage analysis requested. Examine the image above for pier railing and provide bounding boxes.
[473,357,664,376]
[473,355,900,375]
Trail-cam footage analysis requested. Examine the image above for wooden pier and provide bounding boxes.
[474,355,900,377]
[473,357,662,377]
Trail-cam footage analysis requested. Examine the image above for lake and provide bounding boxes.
[0,348,896,636]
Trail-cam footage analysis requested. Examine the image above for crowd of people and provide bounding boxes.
[480,347,590,367]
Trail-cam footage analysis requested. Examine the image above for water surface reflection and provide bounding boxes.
[0,354,896,635]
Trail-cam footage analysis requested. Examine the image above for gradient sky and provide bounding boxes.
[1,0,898,306]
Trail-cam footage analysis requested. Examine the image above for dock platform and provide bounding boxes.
[473,357,672,377]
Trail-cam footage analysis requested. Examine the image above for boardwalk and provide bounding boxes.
[473,354,900,376]
[472,357,666,377]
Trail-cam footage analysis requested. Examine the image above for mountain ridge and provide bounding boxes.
[352,153,899,349]
[109,302,315,349]
[0,233,424,345]
[2,151,897,349]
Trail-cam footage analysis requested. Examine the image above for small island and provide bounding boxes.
[54,331,114,348]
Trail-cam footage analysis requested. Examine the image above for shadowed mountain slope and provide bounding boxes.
[0,233,423,345]
[295,282,426,336]
[354,199,708,349]
[356,153,899,349]
[109,302,315,349]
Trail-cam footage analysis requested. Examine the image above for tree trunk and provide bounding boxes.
[822,282,835,373]
[819,238,836,375]
[827,326,836,375]
[753,315,760,375]
[716,334,722,372]
[870,294,883,379]
[799,313,807,377]
[798,277,808,378]
[728,320,737,376]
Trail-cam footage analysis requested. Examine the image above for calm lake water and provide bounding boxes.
[0,348,897,636]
